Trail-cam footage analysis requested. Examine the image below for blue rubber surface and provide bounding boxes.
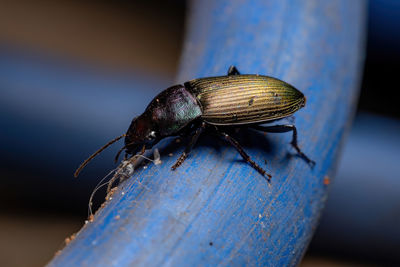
[49,1,366,266]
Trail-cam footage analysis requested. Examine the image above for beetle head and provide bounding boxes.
[124,114,159,155]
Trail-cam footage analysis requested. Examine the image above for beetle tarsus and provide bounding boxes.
[290,141,316,167]
[171,152,187,170]
[219,131,271,181]
[227,65,241,76]
[252,124,315,167]
[171,122,207,170]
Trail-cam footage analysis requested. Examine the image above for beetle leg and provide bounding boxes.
[227,65,241,75]
[218,131,271,181]
[171,122,207,170]
[252,124,316,166]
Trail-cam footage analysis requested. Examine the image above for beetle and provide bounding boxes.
[74,66,315,180]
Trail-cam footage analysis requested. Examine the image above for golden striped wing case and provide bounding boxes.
[185,75,306,125]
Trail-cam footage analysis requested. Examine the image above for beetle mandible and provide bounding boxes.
[74,66,315,180]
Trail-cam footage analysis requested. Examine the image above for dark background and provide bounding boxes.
[0,0,399,266]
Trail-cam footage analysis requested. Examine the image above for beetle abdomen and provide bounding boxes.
[186,75,306,125]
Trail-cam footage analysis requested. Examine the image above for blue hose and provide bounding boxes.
[49,1,366,266]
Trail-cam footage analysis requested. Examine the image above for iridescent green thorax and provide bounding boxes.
[186,75,305,125]
[148,85,202,136]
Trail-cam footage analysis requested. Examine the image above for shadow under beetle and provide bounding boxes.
[75,66,315,180]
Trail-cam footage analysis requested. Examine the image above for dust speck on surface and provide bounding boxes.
[248,97,254,106]
[65,233,76,245]
[106,187,118,201]
[115,215,120,220]
[323,175,330,185]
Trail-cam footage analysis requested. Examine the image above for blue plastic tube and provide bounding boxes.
[49,1,366,266]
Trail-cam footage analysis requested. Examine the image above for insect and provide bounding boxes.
[74,66,315,180]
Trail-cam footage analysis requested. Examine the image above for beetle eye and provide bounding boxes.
[147,131,157,140]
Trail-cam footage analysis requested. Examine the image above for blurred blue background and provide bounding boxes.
[0,0,398,266]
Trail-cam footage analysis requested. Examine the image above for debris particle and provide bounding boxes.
[209,242,213,246]
[121,191,125,195]
[169,153,173,157]
[175,138,181,143]
[89,214,94,222]
[115,215,120,220]
[122,161,134,177]
[248,97,254,106]
[143,166,148,169]
[259,214,262,219]
[106,187,118,201]
[153,148,162,165]
[65,233,76,245]
[323,176,330,185]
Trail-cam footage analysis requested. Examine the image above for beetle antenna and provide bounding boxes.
[74,134,126,178]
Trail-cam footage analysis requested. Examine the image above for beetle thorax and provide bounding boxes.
[147,84,202,136]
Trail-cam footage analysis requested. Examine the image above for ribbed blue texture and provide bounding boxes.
[49,1,365,266]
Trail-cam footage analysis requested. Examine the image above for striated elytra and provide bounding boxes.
[75,66,314,180]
